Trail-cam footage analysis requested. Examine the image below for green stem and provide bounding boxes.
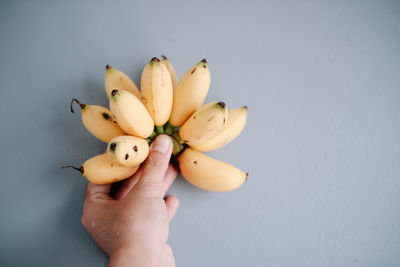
[149,131,157,139]
[171,136,184,155]
[156,126,164,134]
[172,132,185,144]
[165,122,174,135]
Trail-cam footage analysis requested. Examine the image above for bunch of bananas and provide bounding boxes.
[65,57,248,192]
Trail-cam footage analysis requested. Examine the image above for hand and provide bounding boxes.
[81,135,179,267]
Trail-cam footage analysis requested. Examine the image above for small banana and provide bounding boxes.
[169,59,210,126]
[107,135,149,167]
[178,148,247,192]
[70,98,125,143]
[191,106,247,151]
[179,102,228,147]
[105,65,141,100]
[161,55,177,88]
[141,57,173,126]
[109,89,154,138]
[63,153,139,184]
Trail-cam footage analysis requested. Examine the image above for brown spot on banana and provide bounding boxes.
[102,113,110,120]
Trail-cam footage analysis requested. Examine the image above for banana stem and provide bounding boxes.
[156,126,164,134]
[149,131,157,139]
[172,132,184,144]
[171,136,184,155]
[165,123,174,135]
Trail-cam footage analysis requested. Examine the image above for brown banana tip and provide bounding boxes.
[70,98,86,113]
[243,105,248,109]
[217,102,226,108]
[109,143,117,152]
[111,89,118,96]
[62,165,84,174]
[106,65,111,70]
[161,55,167,60]
[151,57,160,62]
[201,58,207,63]
[246,172,248,181]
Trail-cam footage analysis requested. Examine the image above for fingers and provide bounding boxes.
[162,165,178,196]
[134,135,172,197]
[114,169,143,200]
[115,163,177,200]
[86,182,113,202]
[165,195,179,222]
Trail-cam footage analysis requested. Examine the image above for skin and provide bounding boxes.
[81,135,179,267]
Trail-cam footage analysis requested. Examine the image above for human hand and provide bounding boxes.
[81,135,179,267]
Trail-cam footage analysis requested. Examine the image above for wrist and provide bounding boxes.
[109,244,161,267]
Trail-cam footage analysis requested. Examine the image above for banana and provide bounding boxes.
[141,57,173,126]
[161,55,177,88]
[70,98,125,143]
[169,59,210,126]
[107,135,149,167]
[109,89,154,138]
[105,65,141,100]
[191,106,247,151]
[179,102,228,146]
[178,148,247,192]
[63,153,139,184]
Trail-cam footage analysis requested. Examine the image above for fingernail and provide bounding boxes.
[150,135,171,154]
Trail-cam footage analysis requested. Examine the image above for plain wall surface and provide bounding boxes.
[1,1,399,266]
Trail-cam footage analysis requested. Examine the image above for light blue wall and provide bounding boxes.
[1,1,399,266]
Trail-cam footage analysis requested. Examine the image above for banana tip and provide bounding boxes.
[70,98,86,113]
[151,57,160,62]
[201,58,207,63]
[161,55,167,60]
[111,89,119,96]
[62,165,84,174]
[243,105,248,110]
[246,172,248,181]
[105,65,111,70]
[217,102,226,108]
[109,143,117,152]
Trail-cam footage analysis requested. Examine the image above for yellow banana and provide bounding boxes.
[105,65,141,100]
[178,148,247,192]
[161,55,177,88]
[141,57,173,126]
[179,102,228,146]
[191,106,247,151]
[63,153,139,184]
[169,59,210,126]
[107,135,149,167]
[70,98,125,143]
[109,89,154,138]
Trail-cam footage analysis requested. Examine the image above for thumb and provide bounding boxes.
[134,134,172,197]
